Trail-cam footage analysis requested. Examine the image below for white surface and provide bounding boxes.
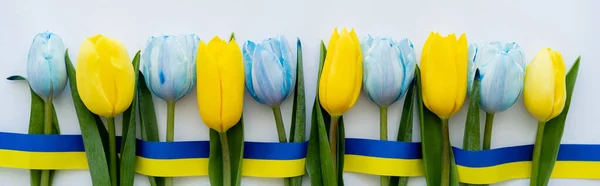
[0,0,598,185]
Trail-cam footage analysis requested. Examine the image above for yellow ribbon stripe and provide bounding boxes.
[0,150,88,170]
[242,159,306,178]
[344,155,424,176]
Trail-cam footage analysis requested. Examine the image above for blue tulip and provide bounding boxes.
[468,41,525,113]
[243,35,296,106]
[142,34,200,102]
[361,35,416,107]
[27,32,67,101]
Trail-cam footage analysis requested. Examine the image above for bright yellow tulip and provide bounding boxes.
[523,48,566,122]
[319,28,362,117]
[76,34,135,117]
[420,32,468,119]
[197,36,244,132]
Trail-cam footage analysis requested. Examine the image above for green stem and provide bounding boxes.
[220,131,231,186]
[441,118,450,186]
[40,98,53,186]
[272,106,288,143]
[329,115,340,177]
[483,113,495,150]
[530,121,546,186]
[271,106,291,186]
[165,101,176,186]
[379,107,389,186]
[107,117,117,186]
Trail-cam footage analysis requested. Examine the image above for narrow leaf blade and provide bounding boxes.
[208,129,224,186]
[229,118,244,186]
[65,50,111,186]
[390,79,416,186]
[138,73,163,186]
[289,38,306,186]
[120,51,141,186]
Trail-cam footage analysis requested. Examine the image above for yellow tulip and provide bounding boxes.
[76,34,135,117]
[197,36,244,132]
[319,28,362,117]
[523,48,566,122]
[420,32,468,119]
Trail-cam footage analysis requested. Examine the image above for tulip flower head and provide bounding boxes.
[523,48,566,122]
[197,36,244,132]
[319,28,363,117]
[420,32,468,119]
[76,34,135,117]
[243,35,296,106]
[142,34,200,102]
[27,31,67,100]
[468,42,525,113]
[361,36,416,107]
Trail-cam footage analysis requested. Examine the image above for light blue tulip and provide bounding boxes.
[468,41,525,113]
[27,32,67,101]
[243,35,296,106]
[142,34,200,102]
[361,35,417,107]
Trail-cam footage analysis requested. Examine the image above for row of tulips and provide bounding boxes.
[310,29,579,186]
[11,28,580,186]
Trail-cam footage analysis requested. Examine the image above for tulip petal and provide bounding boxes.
[421,33,458,118]
[243,40,258,100]
[452,33,468,116]
[76,38,114,117]
[363,38,403,106]
[197,41,223,131]
[322,31,359,116]
[524,49,556,121]
[251,44,286,105]
[319,28,340,112]
[171,34,199,100]
[95,36,134,115]
[549,50,566,120]
[348,28,363,110]
[397,38,417,99]
[27,32,67,100]
[219,40,244,131]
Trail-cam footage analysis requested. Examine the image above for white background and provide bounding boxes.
[0,0,598,185]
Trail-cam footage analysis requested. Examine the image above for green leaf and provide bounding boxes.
[138,73,163,186]
[307,102,324,186]
[416,66,444,186]
[462,71,481,186]
[65,49,111,186]
[463,73,481,152]
[289,38,306,186]
[208,129,223,186]
[120,51,141,186]
[229,32,236,42]
[536,57,581,186]
[229,118,244,186]
[337,116,345,186]
[450,149,460,186]
[208,118,244,186]
[12,76,44,186]
[306,40,336,186]
[389,79,416,186]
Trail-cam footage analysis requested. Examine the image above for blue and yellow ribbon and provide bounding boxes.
[0,132,306,178]
[343,138,600,184]
[2,132,600,183]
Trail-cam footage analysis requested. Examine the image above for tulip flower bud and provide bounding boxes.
[523,48,566,122]
[197,36,244,132]
[420,32,468,119]
[468,42,525,113]
[319,28,362,117]
[243,35,296,106]
[141,34,200,102]
[76,34,135,117]
[27,32,67,100]
[362,36,416,107]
